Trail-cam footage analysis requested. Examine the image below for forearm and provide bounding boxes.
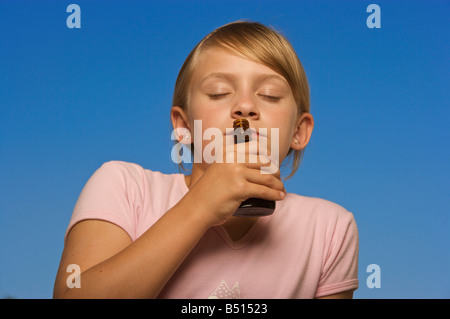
[55,193,211,299]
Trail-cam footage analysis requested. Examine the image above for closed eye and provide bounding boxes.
[260,95,281,102]
[208,93,230,99]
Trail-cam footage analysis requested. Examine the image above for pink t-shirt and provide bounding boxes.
[66,161,359,298]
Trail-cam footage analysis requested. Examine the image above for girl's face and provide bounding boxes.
[184,47,301,167]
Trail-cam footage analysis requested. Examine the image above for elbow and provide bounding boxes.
[53,286,73,299]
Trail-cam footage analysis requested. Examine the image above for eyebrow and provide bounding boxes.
[199,72,235,85]
[200,72,288,86]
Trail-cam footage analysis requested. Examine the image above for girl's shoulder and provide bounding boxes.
[95,160,186,195]
[281,192,355,222]
[97,160,146,175]
[97,160,179,181]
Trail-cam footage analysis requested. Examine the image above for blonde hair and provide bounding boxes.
[172,20,310,179]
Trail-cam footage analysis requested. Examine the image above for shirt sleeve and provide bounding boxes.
[64,161,144,243]
[314,210,359,298]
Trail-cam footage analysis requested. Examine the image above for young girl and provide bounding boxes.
[53,21,358,299]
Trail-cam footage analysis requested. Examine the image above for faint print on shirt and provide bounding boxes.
[208,280,241,299]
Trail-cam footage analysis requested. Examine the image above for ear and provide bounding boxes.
[291,112,314,151]
[170,106,192,145]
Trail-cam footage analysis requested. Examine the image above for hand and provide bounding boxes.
[183,139,286,226]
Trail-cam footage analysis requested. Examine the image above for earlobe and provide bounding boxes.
[291,112,314,150]
[171,106,192,144]
[179,132,191,144]
[291,138,298,151]
[291,138,302,150]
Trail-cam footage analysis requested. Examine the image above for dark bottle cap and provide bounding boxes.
[233,119,250,144]
[233,118,250,131]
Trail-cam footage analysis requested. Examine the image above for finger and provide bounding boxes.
[233,140,271,158]
[217,138,280,174]
[239,161,280,180]
[241,182,286,202]
[243,168,285,193]
[233,140,279,169]
[236,153,280,178]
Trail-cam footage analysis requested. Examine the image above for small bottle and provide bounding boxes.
[232,119,276,217]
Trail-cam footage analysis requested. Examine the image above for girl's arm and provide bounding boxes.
[54,149,285,298]
[316,290,354,299]
[53,191,212,299]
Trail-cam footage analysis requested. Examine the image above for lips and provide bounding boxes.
[225,128,266,138]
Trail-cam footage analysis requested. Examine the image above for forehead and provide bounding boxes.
[191,48,288,85]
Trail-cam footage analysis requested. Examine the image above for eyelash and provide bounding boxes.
[208,93,229,99]
[208,93,281,101]
[261,95,281,101]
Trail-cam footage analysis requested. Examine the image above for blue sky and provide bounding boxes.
[0,0,448,298]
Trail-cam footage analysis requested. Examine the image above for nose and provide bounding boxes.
[230,92,259,120]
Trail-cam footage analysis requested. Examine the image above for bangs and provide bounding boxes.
[198,21,306,111]
[172,21,310,179]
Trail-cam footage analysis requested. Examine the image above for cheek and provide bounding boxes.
[189,95,230,127]
[273,111,297,157]
[277,129,293,155]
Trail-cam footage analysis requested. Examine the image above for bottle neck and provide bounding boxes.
[233,119,250,144]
